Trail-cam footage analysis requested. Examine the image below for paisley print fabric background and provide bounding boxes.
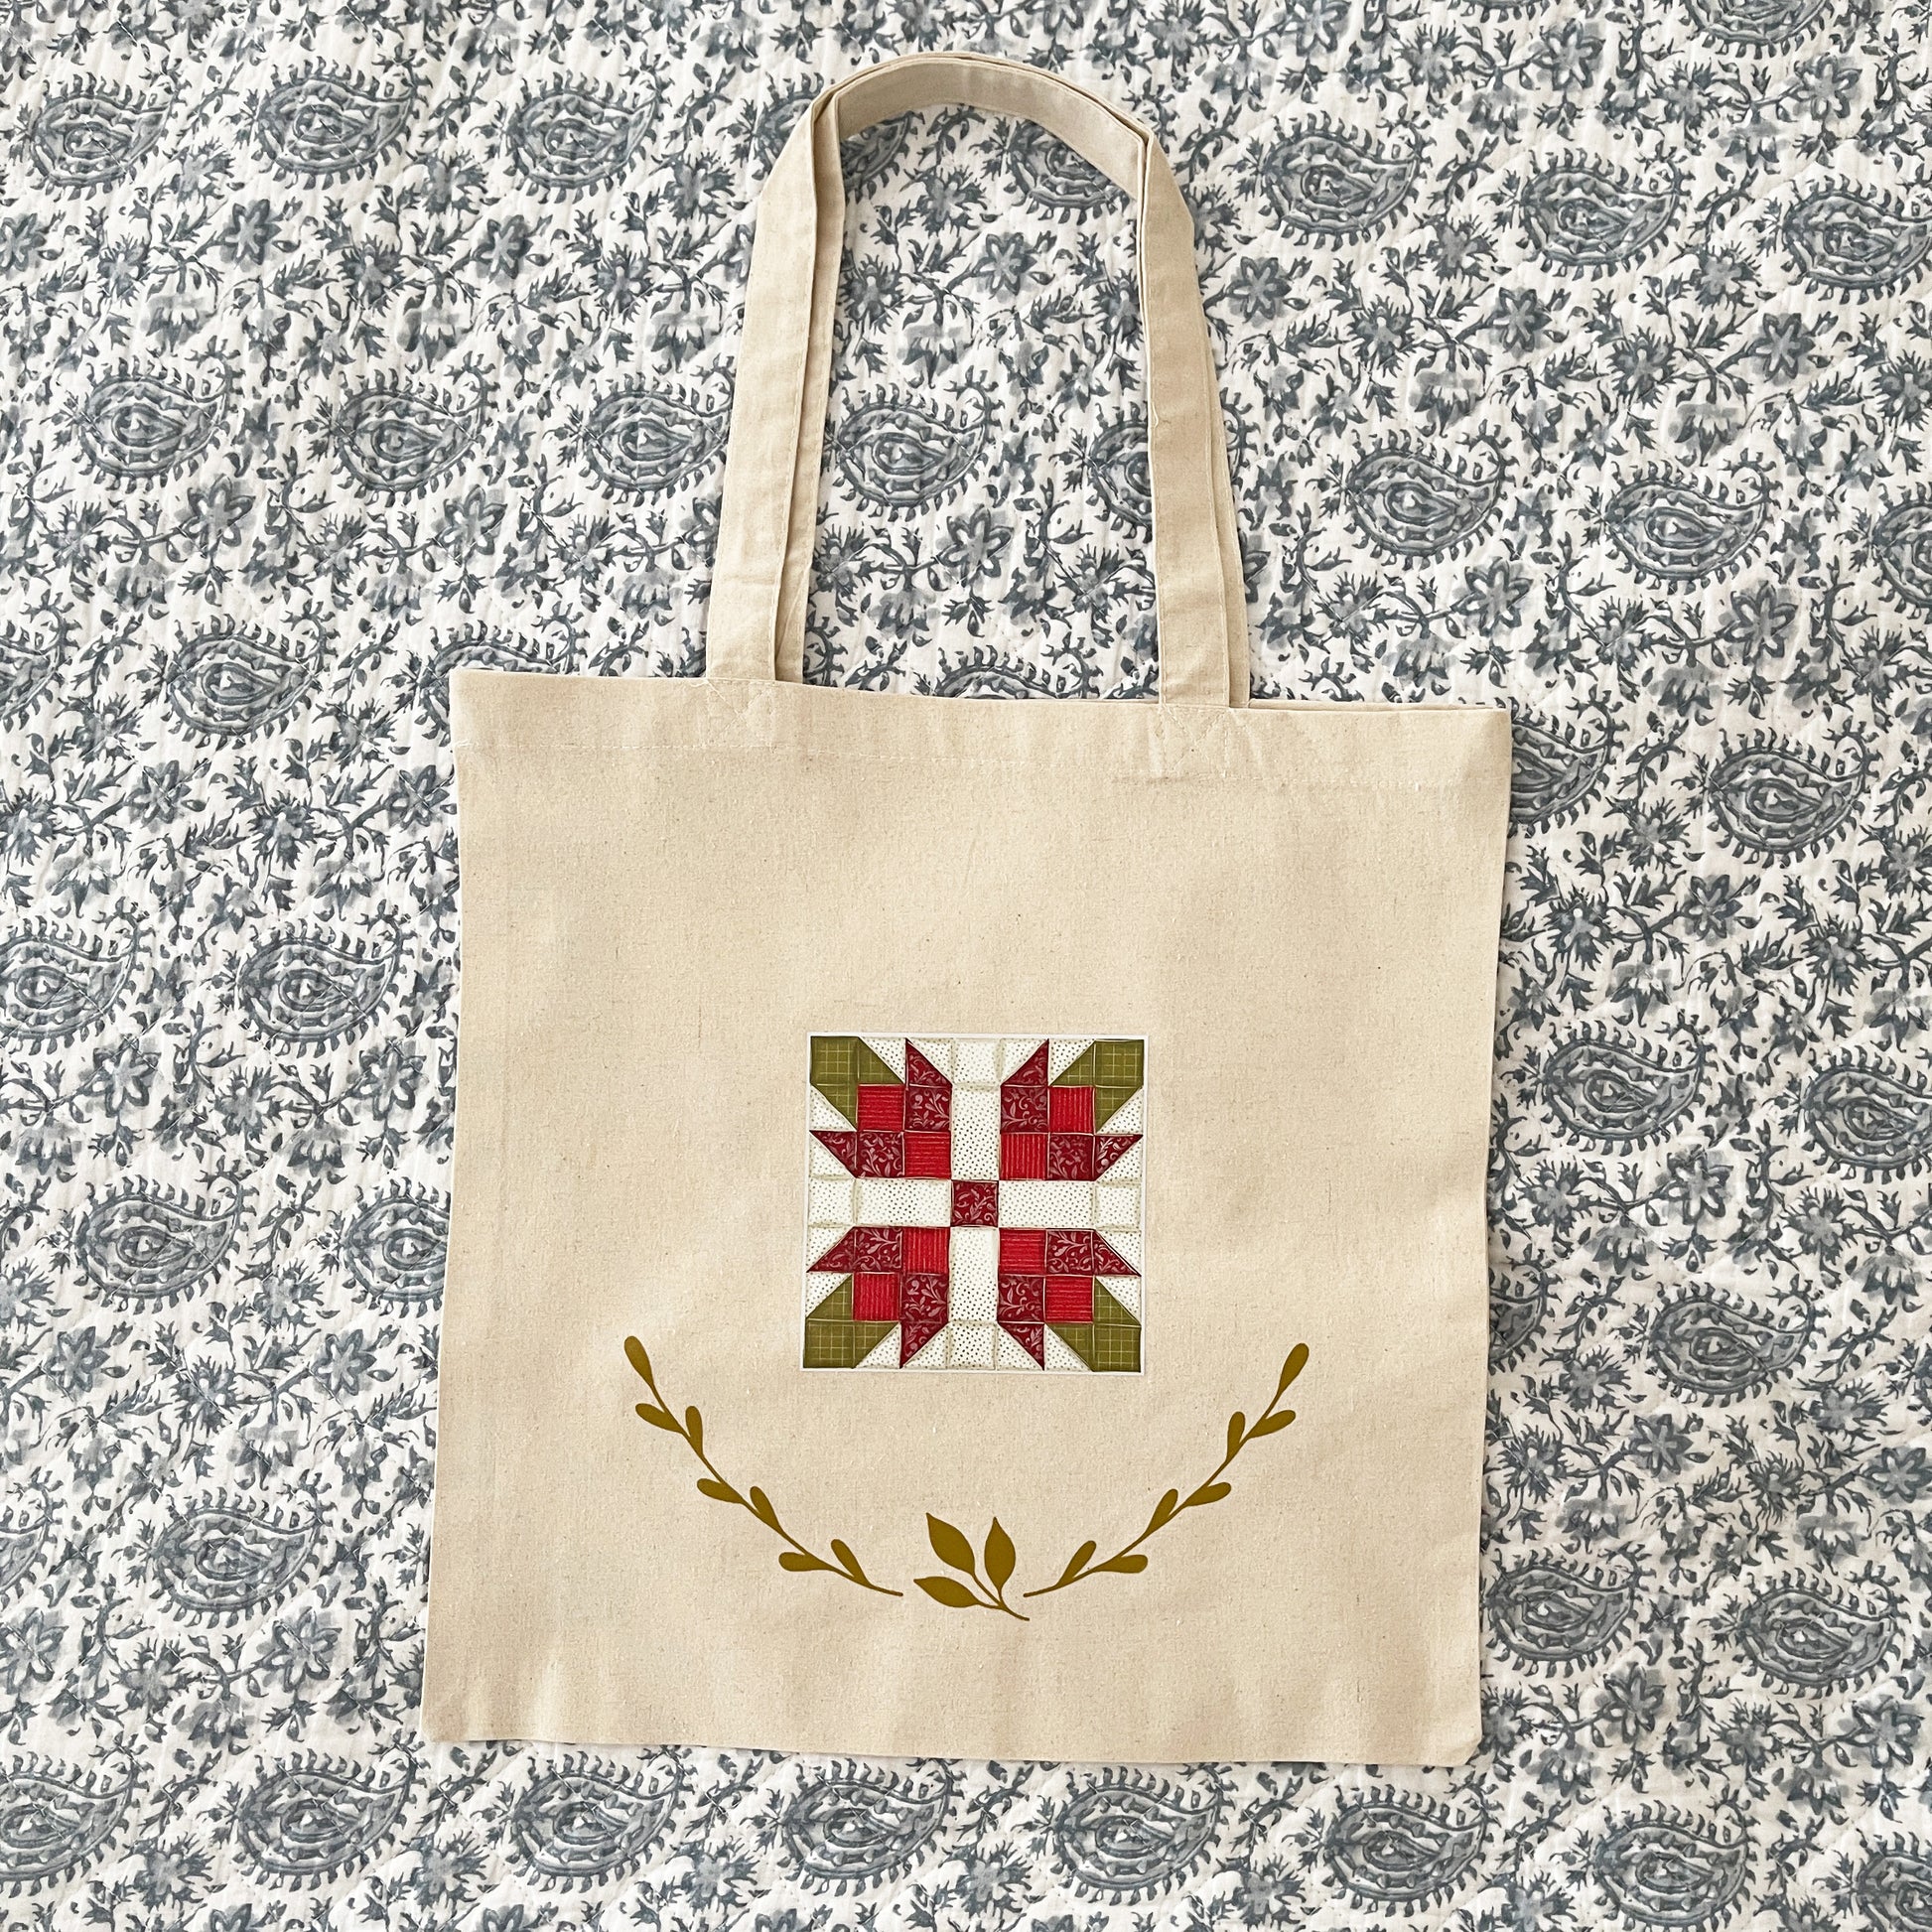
[3,0,1931,1923]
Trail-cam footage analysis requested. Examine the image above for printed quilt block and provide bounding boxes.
[804,1035,1146,1370]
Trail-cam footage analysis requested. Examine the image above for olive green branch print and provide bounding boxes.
[623,1335,902,1596]
[622,1334,1308,1609]
[1022,1341,1309,1600]
[914,1514,1028,1619]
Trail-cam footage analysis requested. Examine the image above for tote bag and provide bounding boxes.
[423,51,1510,1765]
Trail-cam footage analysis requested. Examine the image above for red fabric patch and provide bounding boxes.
[1044,1230,1094,1274]
[998,1274,1043,1320]
[1006,1044,1048,1087]
[854,1227,903,1270]
[857,1131,904,1177]
[1090,1234,1138,1277]
[905,1086,951,1132]
[1044,1275,1093,1322]
[1001,1132,1047,1178]
[1048,1084,1094,1133]
[951,1180,998,1226]
[899,1274,949,1361]
[1046,1134,1096,1179]
[1001,1084,1049,1132]
[812,1130,862,1174]
[903,1226,950,1274]
[903,1131,951,1177]
[1094,1133,1141,1176]
[905,1043,949,1086]
[1004,1320,1045,1365]
[809,1228,862,1272]
[999,1228,1046,1274]
[856,1084,904,1130]
[853,1272,898,1321]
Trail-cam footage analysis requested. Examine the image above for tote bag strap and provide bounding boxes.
[707,52,1248,710]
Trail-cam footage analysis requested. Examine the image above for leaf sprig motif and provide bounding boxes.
[914,1514,1028,1619]
[623,1334,900,1595]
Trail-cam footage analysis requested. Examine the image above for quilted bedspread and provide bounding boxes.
[4,0,1930,1925]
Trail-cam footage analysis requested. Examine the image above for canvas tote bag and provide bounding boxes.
[423,51,1510,1765]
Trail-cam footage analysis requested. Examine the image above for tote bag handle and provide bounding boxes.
[706,52,1249,710]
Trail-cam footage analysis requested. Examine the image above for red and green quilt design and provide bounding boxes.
[804,1036,1145,1371]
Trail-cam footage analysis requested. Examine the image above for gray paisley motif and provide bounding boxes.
[252,69,415,183]
[74,368,225,483]
[0,1757,137,1892]
[1802,1062,1932,1174]
[1346,441,1504,557]
[1682,0,1830,45]
[26,83,169,190]
[1048,1772,1222,1900]
[505,84,656,196]
[778,1763,952,1890]
[414,627,575,733]
[1488,1558,1635,1667]
[1603,472,1769,583]
[1705,740,1861,857]
[1083,415,1152,531]
[1783,187,1932,295]
[1324,1791,1485,1908]
[233,931,398,1049]
[0,921,137,1044]
[1258,124,1420,238]
[1519,159,1678,271]
[505,1755,681,1887]
[1591,1813,1749,1928]
[1734,1580,1893,1690]
[1542,1031,1701,1147]
[1855,1845,1932,1932]
[341,1188,447,1308]
[581,386,729,497]
[231,1756,412,1884]
[835,392,990,509]
[1509,711,1612,828]
[165,621,323,741]
[1869,498,1932,611]
[1648,1293,1808,1401]
[75,1180,244,1304]
[330,378,484,498]
[150,1498,320,1618]
[1489,1272,1548,1367]
[1007,118,1117,208]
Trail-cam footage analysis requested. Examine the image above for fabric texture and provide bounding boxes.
[3,0,1929,1919]
[423,56,1510,1761]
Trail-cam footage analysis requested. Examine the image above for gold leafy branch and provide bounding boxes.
[1022,1341,1309,1600]
[914,1514,1029,1620]
[623,1334,901,1596]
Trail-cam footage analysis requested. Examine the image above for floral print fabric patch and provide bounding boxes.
[804,1037,1145,1370]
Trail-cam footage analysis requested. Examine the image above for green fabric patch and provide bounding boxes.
[853,1040,900,1086]
[1049,1320,1098,1369]
[810,1035,902,1125]
[1050,1285,1141,1373]
[802,1277,896,1368]
[1054,1039,1143,1125]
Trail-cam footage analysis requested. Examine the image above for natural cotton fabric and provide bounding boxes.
[423,53,1509,1764]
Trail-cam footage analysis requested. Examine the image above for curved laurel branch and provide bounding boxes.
[623,1334,901,1596]
[1021,1343,1310,1600]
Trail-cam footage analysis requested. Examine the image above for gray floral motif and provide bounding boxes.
[1,0,1930,1926]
